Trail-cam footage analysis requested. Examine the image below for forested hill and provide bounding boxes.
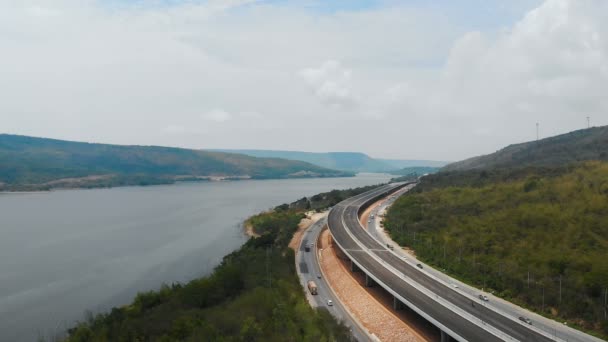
[442,126,608,172]
[384,125,608,338]
[0,134,352,191]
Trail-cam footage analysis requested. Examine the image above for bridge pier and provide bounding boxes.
[350,260,360,272]
[365,274,374,287]
[440,330,451,342]
[392,296,403,311]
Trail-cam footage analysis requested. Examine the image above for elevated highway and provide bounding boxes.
[327,182,578,342]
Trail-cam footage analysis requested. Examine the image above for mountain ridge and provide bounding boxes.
[0,134,352,191]
[442,126,608,172]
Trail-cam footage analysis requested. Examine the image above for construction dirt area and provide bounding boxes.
[359,198,383,227]
[318,228,439,342]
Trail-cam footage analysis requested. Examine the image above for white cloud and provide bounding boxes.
[436,0,608,136]
[0,0,605,159]
[202,109,232,122]
[299,60,357,109]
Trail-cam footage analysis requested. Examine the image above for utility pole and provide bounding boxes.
[542,287,545,312]
[266,247,272,288]
[604,287,608,319]
[587,116,591,128]
[559,275,562,305]
[473,251,476,268]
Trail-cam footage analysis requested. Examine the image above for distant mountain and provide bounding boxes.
[209,149,447,173]
[377,159,448,169]
[389,166,440,176]
[0,135,352,191]
[442,126,608,172]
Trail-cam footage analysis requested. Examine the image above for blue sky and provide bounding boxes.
[104,0,542,28]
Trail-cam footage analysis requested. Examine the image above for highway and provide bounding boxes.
[367,190,603,342]
[328,182,597,342]
[296,214,370,342]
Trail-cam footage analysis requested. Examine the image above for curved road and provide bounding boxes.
[328,182,602,342]
[296,214,370,342]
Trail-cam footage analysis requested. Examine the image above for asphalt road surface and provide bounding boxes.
[297,215,370,342]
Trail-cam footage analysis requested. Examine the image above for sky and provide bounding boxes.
[1,0,606,161]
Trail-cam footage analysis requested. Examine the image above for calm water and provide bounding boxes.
[0,173,391,341]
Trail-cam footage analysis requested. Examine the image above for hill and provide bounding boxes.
[388,166,440,176]
[442,126,608,172]
[0,134,352,191]
[385,126,608,338]
[209,149,447,172]
[388,166,440,183]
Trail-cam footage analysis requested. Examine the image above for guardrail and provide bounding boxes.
[349,184,566,341]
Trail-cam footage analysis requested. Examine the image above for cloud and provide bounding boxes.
[202,109,232,122]
[299,60,357,109]
[0,0,605,159]
[437,0,608,126]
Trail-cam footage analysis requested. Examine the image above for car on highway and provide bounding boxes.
[416,263,423,269]
[452,284,459,288]
[519,316,532,325]
[327,299,333,306]
[479,294,489,301]
[317,274,322,279]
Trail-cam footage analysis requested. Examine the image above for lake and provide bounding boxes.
[0,173,391,341]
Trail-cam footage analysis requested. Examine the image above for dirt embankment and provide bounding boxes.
[359,197,386,229]
[318,229,438,342]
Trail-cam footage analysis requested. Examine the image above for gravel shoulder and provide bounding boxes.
[319,228,437,342]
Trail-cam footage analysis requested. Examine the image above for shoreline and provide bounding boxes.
[0,174,356,194]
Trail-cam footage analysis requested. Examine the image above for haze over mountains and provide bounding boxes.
[210,149,447,173]
[0,134,352,191]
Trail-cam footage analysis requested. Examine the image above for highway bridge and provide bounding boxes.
[327,182,595,342]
